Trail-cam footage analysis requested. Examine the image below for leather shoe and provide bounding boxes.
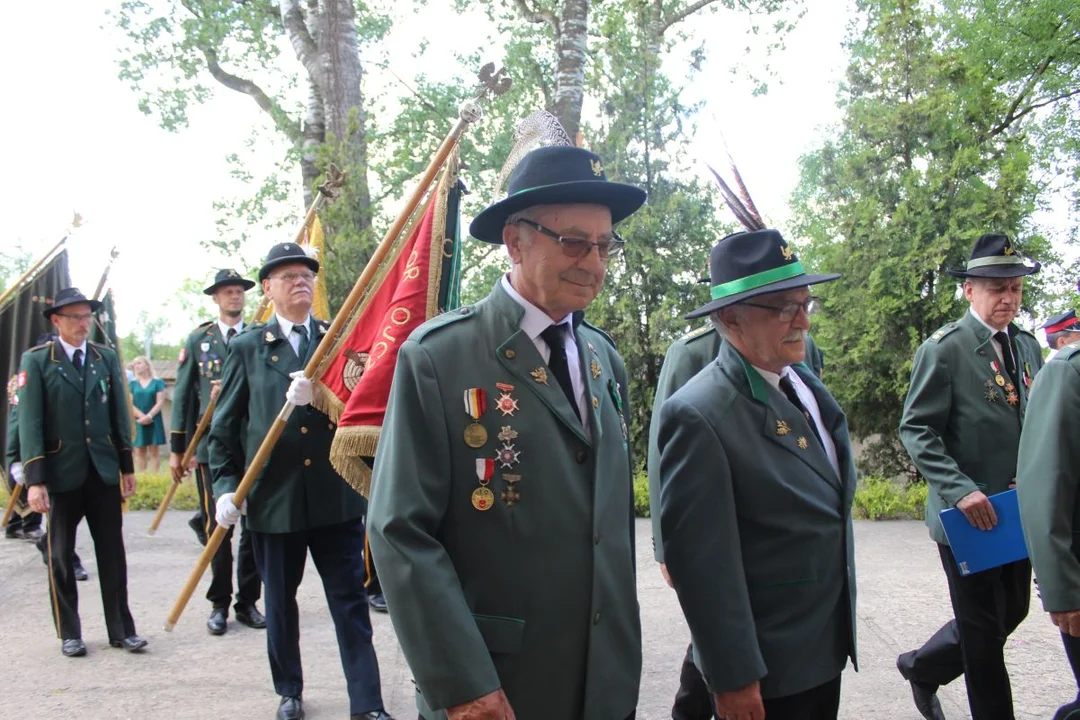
[61,638,86,657]
[188,516,208,546]
[277,696,304,720]
[13,526,45,541]
[897,656,946,720]
[351,712,394,720]
[110,635,149,652]
[235,603,267,629]
[367,592,388,613]
[207,608,228,635]
[73,556,89,582]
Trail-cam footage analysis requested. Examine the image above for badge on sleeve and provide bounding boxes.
[17,370,27,388]
[178,348,187,364]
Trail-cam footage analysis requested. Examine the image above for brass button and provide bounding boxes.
[304,459,311,467]
[593,612,601,625]
[86,438,91,444]
[85,420,90,426]
[593,533,600,545]
[576,450,588,464]
[504,349,515,359]
[592,396,599,409]
[300,426,308,434]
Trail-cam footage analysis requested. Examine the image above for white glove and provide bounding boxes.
[215,493,247,528]
[10,462,24,485]
[286,371,313,406]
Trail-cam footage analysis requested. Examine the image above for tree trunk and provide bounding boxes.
[552,0,589,142]
[301,77,325,210]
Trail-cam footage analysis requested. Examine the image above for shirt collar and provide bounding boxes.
[968,307,1008,335]
[500,275,572,340]
[275,314,310,338]
[57,336,87,361]
[217,318,244,338]
[751,364,797,391]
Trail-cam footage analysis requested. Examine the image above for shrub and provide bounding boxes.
[853,476,927,521]
[0,472,200,513]
[633,469,651,518]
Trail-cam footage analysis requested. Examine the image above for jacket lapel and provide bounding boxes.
[964,313,1022,420]
[579,335,608,443]
[83,344,105,400]
[48,342,83,394]
[262,320,298,379]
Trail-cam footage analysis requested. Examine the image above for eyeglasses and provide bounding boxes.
[271,271,317,284]
[740,296,822,322]
[56,312,94,322]
[514,219,625,260]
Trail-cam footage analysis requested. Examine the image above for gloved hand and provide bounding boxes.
[10,462,24,485]
[286,371,313,406]
[215,493,247,528]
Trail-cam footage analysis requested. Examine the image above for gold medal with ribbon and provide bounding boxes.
[463,388,488,448]
[473,458,495,511]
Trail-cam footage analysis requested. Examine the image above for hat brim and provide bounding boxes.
[203,278,256,295]
[43,298,102,318]
[469,180,647,244]
[684,273,841,320]
[258,256,320,282]
[946,262,1040,279]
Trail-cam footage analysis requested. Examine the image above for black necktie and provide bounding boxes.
[292,324,310,362]
[779,375,824,448]
[72,348,84,374]
[993,331,1020,389]
[226,327,237,344]
[540,324,578,417]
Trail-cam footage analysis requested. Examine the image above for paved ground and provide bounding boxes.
[1,514,1074,719]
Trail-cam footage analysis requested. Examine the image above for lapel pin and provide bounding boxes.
[531,367,549,385]
[497,425,518,442]
[797,436,809,450]
[590,359,601,379]
[776,420,790,436]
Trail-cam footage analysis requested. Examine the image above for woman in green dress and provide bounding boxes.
[129,356,166,473]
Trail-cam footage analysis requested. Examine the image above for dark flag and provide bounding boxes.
[90,289,120,351]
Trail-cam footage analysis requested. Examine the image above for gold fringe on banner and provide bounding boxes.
[329,425,380,496]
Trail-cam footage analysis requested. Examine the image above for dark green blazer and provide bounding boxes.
[900,311,1044,544]
[647,328,824,562]
[1017,342,1080,613]
[368,280,641,720]
[208,317,366,533]
[18,341,134,491]
[658,340,858,700]
[171,320,236,463]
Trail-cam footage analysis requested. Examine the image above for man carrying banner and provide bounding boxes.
[19,288,146,657]
[369,145,646,720]
[209,244,392,720]
[170,268,264,636]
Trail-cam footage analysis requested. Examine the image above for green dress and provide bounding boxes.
[130,377,166,447]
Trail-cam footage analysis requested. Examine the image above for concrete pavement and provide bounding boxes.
[0,514,1074,718]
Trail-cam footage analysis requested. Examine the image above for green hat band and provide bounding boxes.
[711,261,806,300]
[966,255,1027,269]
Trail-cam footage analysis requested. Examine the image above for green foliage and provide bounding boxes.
[852,476,927,520]
[633,467,651,518]
[791,0,1079,475]
[0,472,199,513]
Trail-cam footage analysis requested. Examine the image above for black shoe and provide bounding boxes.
[188,516,208,546]
[13,526,45,541]
[61,638,87,657]
[207,608,228,635]
[109,635,149,652]
[352,712,394,720]
[73,557,89,582]
[277,696,304,720]
[896,656,946,720]
[367,592,388,613]
[235,603,267,629]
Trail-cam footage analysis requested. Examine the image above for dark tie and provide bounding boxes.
[779,375,824,448]
[72,348,84,375]
[226,327,237,344]
[993,331,1020,389]
[540,324,578,417]
[292,324,310,362]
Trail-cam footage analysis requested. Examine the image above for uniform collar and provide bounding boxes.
[968,307,1009,336]
[217,318,244,338]
[274,313,311,339]
[500,274,573,340]
[57,336,87,362]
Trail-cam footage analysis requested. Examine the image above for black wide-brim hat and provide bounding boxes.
[43,287,101,319]
[204,268,256,295]
[469,146,647,244]
[685,229,840,319]
[258,242,320,282]
[946,233,1040,278]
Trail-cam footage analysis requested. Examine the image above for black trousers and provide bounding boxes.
[900,543,1030,720]
[192,457,210,531]
[759,675,841,720]
[5,509,42,533]
[251,517,383,715]
[46,469,136,641]
[200,464,260,610]
[673,642,715,720]
[1055,632,1080,720]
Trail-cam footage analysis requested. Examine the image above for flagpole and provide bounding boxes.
[147,396,217,535]
[1,484,22,529]
[164,88,503,631]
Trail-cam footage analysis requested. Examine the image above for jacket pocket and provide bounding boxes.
[472,613,525,654]
[45,439,62,454]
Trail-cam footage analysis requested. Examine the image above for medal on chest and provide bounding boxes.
[472,458,495,511]
[462,388,488,448]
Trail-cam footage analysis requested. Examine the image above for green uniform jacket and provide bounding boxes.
[647,328,824,562]
[171,320,234,463]
[658,340,857,699]
[208,317,366,533]
[899,311,1043,545]
[18,341,134,491]
[368,281,640,720]
[1017,342,1080,613]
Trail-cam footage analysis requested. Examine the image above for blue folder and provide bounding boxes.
[939,489,1028,576]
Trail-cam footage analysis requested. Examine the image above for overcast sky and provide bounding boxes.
[0,1,854,342]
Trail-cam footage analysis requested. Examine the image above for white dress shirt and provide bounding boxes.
[501,275,589,430]
[57,336,88,364]
[969,308,1010,367]
[275,314,312,359]
[217,319,244,344]
[754,363,841,478]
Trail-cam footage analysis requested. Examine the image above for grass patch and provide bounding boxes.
[1,472,200,512]
[852,476,927,520]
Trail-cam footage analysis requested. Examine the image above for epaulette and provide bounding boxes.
[411,306,474,342]
[197,320,214,329]
[26,341,52,353]
[680,325,713,344]
[245,321,267,332]
[580,319,616,349]
[1014,326,1039,341]
[88,340,110,350]
[927,323,959,343]
[1057,341,1080,362]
